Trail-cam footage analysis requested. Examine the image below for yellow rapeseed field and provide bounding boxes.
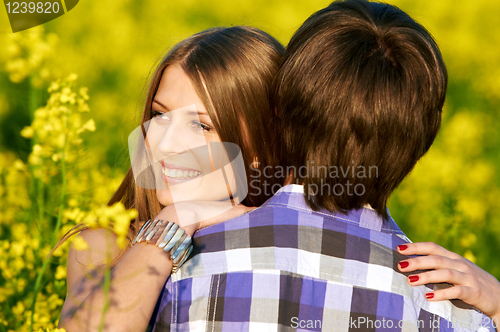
[0,0,499,330]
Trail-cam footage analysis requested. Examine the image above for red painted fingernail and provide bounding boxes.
[398,244,408,251]
[426,293,434,299]
[399,261,409,269]
[409,275,419,283]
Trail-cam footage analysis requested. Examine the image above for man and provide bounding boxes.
[151,1,496,330]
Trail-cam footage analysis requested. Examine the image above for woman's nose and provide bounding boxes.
[156,121,191,156]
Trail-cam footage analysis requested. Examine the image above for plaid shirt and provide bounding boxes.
[150,185,495,332]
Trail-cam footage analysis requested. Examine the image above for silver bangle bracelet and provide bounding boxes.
[133,219,193,273]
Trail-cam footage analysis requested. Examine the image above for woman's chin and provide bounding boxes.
[155,179,236,206]
[156,188,175,206]
[155,187,197,206]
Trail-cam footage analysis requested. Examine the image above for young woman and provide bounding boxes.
[58,26,284,331]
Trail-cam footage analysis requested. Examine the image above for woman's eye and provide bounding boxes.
[150,110,170,122]
[191,121,212,132]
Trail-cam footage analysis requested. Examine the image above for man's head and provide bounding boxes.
[274,0,447,218]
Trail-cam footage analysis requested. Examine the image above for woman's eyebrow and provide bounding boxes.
[187,110,210,117]
[153,100,210,117]
[152,99,171,111]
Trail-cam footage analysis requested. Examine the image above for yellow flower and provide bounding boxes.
[116,237,128,249]
[50,243,66,258]
[12,159,27,171]
[12,301,25,315]
[464,250,477,264]
[460,233,477,248]
[78,103,90,112]
[55,265,66,280]
[23,76,92,185]
[4,25,56,85]
[12,257,25,271]
[67,73,78,82]
[77,119,96,134]
[82,213,99,228]
[63,208,84,223]
[16,278,27,292]
[71,236,89,251]
[33,144,43,155]
[48,81,59,93]
[20,127,34,138]
[10,242,25,257]
[79,87,89,100]
[47,294,64,310]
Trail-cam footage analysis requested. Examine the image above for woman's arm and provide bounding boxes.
[59,227,174,332]
[397,242,500,327]
[59,202,252,331]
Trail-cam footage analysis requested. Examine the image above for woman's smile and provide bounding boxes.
[160,160,202,183]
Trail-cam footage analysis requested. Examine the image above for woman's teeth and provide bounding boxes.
[162,168,201,179]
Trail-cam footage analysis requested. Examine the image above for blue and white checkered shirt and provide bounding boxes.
[150,184,495,331]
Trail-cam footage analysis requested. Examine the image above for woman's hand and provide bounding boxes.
[397,242,500,322]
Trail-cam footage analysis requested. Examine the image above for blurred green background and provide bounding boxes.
[0,0,499,330]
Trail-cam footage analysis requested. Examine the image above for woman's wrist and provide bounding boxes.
[133,219,193,272]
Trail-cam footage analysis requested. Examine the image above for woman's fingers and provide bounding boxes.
[423,285,471,302]
[405,268,468,287]
[406,270,484,312]
[397,242,462,260]
[397,242,470,274]
[398,254,469,273]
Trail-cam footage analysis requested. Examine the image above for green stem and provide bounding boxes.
[28,77,45,233]
[37,177,44,231]
[28,77,39,117]
[29,112,68,332]
[98,231,112,332]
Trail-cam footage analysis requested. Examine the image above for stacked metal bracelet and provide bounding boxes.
[132,219,193,273]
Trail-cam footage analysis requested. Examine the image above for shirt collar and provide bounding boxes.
[263,184,404,234]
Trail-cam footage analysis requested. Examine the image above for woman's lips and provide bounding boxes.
[160,161,202,183]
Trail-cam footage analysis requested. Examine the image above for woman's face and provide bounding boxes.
[145,64,240,207]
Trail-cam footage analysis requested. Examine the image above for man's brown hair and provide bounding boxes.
[273,0,447,218]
